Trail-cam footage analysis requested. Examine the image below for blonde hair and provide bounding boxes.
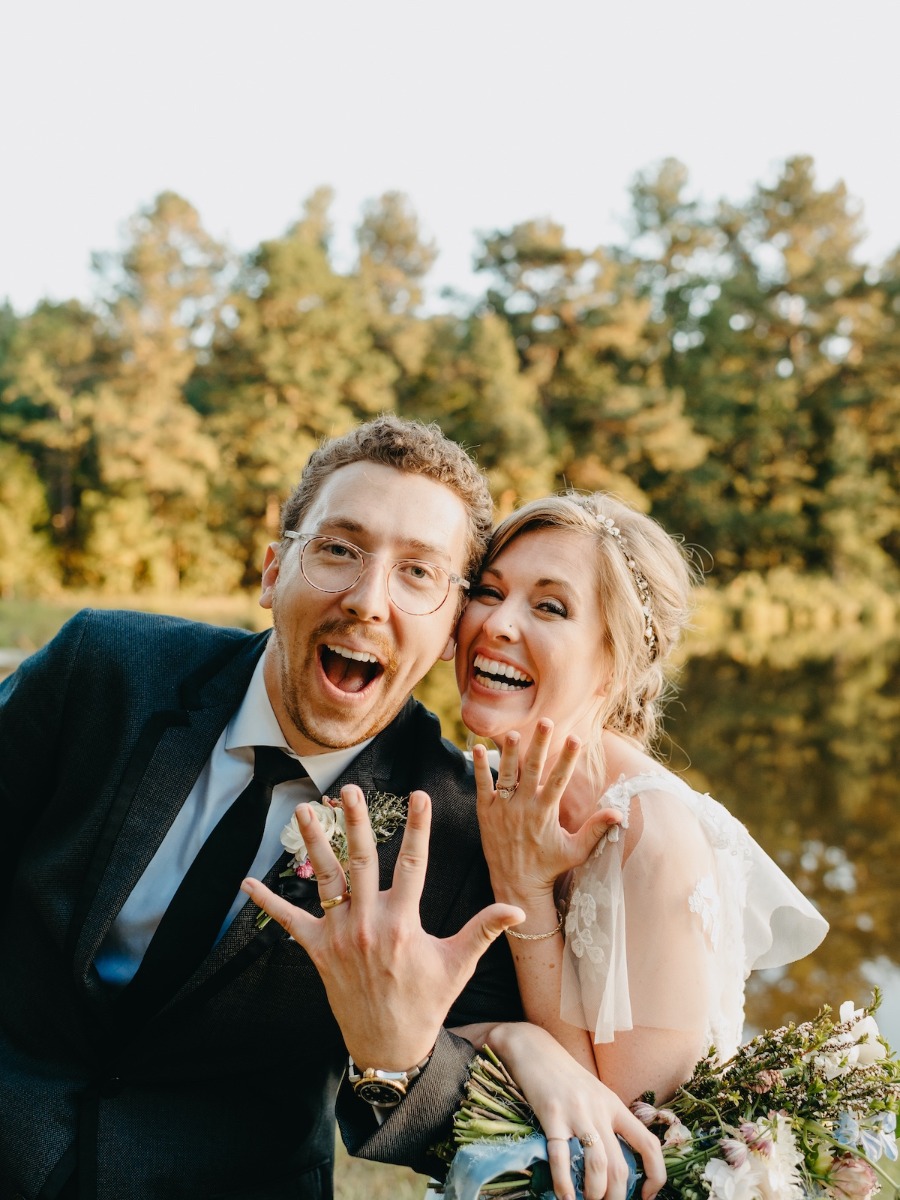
[485,491,699,782]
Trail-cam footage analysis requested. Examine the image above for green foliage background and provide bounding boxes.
[2,156,898,617]
[1,158,898,1195]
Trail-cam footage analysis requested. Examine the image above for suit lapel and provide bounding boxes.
[72,631,270,1004]
[127,697,478,1027]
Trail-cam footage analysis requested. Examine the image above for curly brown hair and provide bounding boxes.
[280,415,493,588]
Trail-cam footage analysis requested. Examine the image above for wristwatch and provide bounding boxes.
[348,1052,432,1108]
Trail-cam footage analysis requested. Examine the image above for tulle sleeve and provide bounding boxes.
[560,773,828,1059]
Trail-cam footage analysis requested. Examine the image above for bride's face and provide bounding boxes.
[455,527,610,749]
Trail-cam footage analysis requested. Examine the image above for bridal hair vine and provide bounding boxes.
[573,497,658,659]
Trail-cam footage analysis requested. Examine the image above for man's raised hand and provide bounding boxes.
[241,786,524,1070]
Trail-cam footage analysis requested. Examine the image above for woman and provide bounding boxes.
[455,491,828,1107]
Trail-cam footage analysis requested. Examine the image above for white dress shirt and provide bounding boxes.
[95,655,372,986]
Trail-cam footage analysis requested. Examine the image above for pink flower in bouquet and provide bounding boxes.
[827,1153,880,1200]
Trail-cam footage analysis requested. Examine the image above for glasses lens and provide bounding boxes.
[387,561,450,615]
[301,537,364,592]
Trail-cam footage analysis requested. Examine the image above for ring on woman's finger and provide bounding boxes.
[545,1137,569,1145]
[578,1132,599,1148]
[496,782,518,801]
[320,891,351,910]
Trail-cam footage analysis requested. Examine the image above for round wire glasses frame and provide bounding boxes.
[282,531,470,616]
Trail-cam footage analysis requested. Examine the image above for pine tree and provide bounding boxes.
[400,311,555,510]
[84,192,228,591]
[200,188,398,585]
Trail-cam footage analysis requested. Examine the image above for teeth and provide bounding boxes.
[480,677,523,692]
[326,644,379,664]
[473,653,533,685]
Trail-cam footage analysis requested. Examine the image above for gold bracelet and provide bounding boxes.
[505,911,564,941]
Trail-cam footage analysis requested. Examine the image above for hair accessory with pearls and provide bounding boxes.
[574,497,658,658]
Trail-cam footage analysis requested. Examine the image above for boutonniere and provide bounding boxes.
[255,791,408,929]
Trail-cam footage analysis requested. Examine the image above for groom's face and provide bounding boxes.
[260,461,470,755]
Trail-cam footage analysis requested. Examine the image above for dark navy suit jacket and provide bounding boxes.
[0,610,520,1200]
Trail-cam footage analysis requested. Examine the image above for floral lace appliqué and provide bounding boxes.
[690,791,753,865]
[591,775,635,858]
[689,873,721,951]
[565,884,612,979]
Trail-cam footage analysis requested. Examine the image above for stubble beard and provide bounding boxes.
[272,617,405,752]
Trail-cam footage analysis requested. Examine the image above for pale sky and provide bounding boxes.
[1,0,898,314]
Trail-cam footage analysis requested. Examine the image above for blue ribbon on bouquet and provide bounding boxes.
[441,1132,640,1200]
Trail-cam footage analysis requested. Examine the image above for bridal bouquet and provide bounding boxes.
[434,996,900,1200]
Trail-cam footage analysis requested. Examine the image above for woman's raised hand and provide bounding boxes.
[474,719,622,909]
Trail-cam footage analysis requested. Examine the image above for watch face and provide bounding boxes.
[356,1079,406,1106]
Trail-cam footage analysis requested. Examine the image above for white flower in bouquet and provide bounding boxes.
[836,1000,888,1066]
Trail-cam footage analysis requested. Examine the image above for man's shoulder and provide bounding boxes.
[64,607,256,643]
[30,609,267,701]
[48,607,259,663]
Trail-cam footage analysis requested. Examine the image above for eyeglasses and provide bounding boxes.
[283,531,470,616]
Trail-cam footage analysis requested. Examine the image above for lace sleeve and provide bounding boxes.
[560,778,632,1041]
[561,775,722,1047]
[559,774,828,1059]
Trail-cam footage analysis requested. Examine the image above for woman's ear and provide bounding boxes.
[259,544,281,610]
[440,636,456,662]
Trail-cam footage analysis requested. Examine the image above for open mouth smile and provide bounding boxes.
[320,643,385,694]
[473,653,534,692]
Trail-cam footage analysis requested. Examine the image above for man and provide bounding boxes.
[0,416,657,1200]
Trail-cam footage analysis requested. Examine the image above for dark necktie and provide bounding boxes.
[120,745,307,1021]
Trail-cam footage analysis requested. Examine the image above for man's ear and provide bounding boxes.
[440,636,456,662]
[259,544,281,611]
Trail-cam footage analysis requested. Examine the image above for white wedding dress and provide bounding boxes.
[559,770,828,1059]
[426,766,827,1197]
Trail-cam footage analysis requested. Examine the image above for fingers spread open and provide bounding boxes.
[444,902,525,985]
[472,744,497,807]
[495,732,520,796]
[543,734,581,802]
[297,803,346,893]
[240,878,315,947]
[338,785,379,906]
[389,791,431,908]
[569,810,619,864]
[519,720,552,794]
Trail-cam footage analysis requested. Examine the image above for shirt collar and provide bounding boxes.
[226,655,374,796]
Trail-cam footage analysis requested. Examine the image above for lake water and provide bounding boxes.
[667,637,900,1048]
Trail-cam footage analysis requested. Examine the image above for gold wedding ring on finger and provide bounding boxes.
[320,891,351,910]
[578,1133,598,1148]
[496,782,518,801]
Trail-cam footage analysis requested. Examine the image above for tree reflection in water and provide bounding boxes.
[663,636,900,1046]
